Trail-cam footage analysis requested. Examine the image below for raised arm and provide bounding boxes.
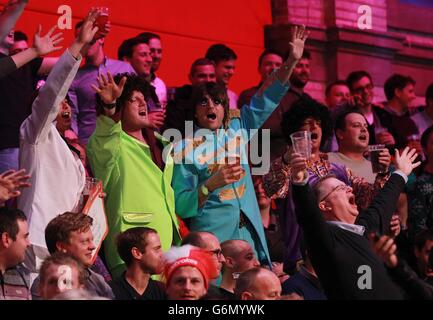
[263,154,290,199]
[0,24,64,79]
[356,147,421,233]
[21,10,99,144]
[0,0,28,43]
[239,26,309,134]
[289,152,335,254]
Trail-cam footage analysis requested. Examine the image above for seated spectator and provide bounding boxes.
[289,146,420,299]
[408,125,433,238]
[18,10,101,275]
[412,230,433,283]
[234,267,281,300]
[205,44,238,109]
[0,207,31,300]
[110,227,166,300]
[281,240,327,300]
[31,212,114,299]
[69,19,135,144]
[181,231,227,299]
[162,58,216,135]
[412,83,433,140]
[163,245,217,300]
[38,252,86,300]
[380,74,420,152]
[0,169,30,207]
[88,72,181,277]
[219,240,260,297]
[346,71,395,147]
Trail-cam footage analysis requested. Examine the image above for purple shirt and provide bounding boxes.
[68,58,135,144]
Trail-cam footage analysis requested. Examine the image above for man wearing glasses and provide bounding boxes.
[289,147,420,299]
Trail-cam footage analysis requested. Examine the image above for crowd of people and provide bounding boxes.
[1,1,433,301]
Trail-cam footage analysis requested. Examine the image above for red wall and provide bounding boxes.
[1,0,272,93]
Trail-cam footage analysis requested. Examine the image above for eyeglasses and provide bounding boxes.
[207,248,223,258]
[199,97,224,107]
[320,184,350,202]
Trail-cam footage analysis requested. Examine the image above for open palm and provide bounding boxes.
[91,72,127,104]
[33,25,63,56]
[289,25,309,61]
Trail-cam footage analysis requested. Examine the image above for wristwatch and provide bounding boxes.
[200,184,209,196]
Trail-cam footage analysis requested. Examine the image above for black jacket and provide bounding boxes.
[292,174,406,299]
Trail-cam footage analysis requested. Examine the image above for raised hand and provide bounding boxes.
[91,71,127,104]
[288,25,310,61]
[269,25,309,87]
[369,233,398,268]
[289,152,308,183]
[33,25,63,56]
[394,147,421,177]
[0,169,31,204]
[76,9,100,45]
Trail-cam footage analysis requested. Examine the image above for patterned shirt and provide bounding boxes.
[263,153,387,210]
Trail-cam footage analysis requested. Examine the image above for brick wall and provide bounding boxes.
[267,0,433,104]
[272,0,326,27]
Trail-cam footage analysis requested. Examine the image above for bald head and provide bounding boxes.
[221,240,259,274]
[235,267,281,300]
[182,231,225,278]
[221,240,249,258]
[182,231,217,249]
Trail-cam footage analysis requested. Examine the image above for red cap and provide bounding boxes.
[164,245,217,289]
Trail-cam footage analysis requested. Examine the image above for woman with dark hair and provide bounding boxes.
[88,72,181,277]
[171,26,309,266]
[263,97,388,274]
[408,125,433,239]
